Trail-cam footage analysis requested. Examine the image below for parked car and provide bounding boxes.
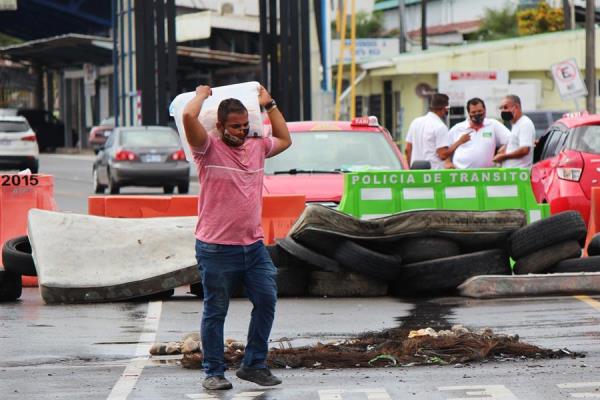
[88,116,114,153]
[17,108,77,152]
[531,112,600,225]
[525,110,567,139]
[0,116,40,173]
[263,117,408,205]
[93,126,189,194]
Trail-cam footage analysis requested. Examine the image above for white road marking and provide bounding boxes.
[438,384,519,400]
[319,388,392,400]
[186,394,217,399]
[557,382,600,398]
[106,301,163,400]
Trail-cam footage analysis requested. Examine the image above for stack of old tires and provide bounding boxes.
[509,211,600,274]
[269,205,529,297]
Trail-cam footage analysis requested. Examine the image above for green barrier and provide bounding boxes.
[338,168,549,223]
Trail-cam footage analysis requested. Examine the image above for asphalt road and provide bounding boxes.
[38,153,200,213]
[1,154,599,399]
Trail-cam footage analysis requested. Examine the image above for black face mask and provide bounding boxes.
[501,111,514,121]
[470,113,484,125]
[222,128,249,147]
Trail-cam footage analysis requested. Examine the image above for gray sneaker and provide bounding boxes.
[202,376,233,390]
[236,367,282,386]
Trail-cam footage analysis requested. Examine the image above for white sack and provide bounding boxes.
[169,81,264,161]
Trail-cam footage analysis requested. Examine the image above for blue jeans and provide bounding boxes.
[195,239,277,377]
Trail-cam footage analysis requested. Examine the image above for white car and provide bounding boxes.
[0,116,39,173]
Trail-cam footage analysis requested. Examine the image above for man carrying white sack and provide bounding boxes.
[182,84,292,391]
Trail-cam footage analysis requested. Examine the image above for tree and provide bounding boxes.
[517,1,564,36]
[476,5,518,41]
[333,10,384,38]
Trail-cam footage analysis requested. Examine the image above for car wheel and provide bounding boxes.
[2,235,36,276]
[178,182,189,194]
[163,185,174,194]
[108,171,120,194]
[28,160,39,174]
[93,168,106,194]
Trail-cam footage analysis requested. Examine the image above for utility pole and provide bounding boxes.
[398,0,406,53]
[562,0,572,30]
[585,0,596,113]
[421,0,427,50]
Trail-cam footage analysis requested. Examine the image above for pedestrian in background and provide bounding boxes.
[445,97,510,169]
[182,84,292,391]
[493,94,536,168]
[405,93,463,169]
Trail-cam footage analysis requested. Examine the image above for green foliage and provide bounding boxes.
[0,33,21,47]
[332,11,384,38]
[476,5,518,40]
[517,1,564,36]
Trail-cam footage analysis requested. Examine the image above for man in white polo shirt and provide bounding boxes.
[405,93,468,169]
[446,97,510,169]
[492,94,536,168]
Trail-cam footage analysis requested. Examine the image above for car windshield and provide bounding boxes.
[0,121,29,133]
[120,129,180,147]
[568,125,600,154]
[264,131,402,175]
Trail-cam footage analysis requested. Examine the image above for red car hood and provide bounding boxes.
[263,174,344,203]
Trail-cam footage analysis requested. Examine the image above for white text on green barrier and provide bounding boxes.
[337,168,549,223]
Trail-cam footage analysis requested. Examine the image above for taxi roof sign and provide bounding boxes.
[562,110,590,119]
[351,116,379,127]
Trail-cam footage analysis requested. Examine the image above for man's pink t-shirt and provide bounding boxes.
[191,135,275,245]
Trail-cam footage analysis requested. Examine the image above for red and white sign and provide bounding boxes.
[450,71,498,81]
[551,58,587,100]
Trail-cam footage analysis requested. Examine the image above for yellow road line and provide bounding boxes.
[574,295,600,311]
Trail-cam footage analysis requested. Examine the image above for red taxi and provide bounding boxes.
[531,112,600,225]
[263,117,408,204]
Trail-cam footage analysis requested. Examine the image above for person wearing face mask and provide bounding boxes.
[182,84,291,391]
[445,97,510,169]
[405,93,466,169]
[492,94,536,168]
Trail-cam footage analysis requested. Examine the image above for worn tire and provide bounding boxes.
[507,211,587,259]
[278,236,343,273]
[2,235,36,276]
[392,249,511,296]
[394,237,461,264]
[548,256,600,273]
[0,270,22,301]
[587,234,600,256]
[331,239,402,281]
[513,240,582,275]
[308,271,387,297]
[277,266,309,297]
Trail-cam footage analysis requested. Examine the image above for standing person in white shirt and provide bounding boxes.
[446,97,510,169]
[492,94,536,168]
[405,93,465,169]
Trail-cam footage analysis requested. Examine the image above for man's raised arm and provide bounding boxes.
[182,85,212,148]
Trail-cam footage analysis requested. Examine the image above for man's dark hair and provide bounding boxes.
[466,97,486,112]
[505,94,521,108]
[430,93,449,110]
[217,98,248,124]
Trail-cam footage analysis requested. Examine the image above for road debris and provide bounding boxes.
[150,325,583,369]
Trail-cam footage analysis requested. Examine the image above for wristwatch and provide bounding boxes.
[264,99,277,112]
